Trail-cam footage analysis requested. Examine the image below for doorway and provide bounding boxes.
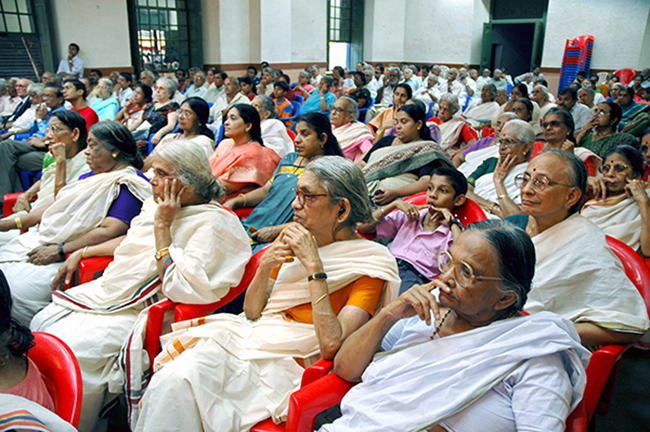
[491,23,535,77]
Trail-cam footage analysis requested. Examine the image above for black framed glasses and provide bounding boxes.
[514,173,573,192]
[541,120,563,129]
[437,250,505,288]
[599,163,630,174]
[295,189,329,206]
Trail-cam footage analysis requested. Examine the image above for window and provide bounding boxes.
[327,0,363,70]
[0,0,35,33]
[129,0,191,73]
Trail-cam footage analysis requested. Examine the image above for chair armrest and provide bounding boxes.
[77,256,114,285]
[234,207,254,220]
[285,373,357,432]
[565,399,587,432]
[144,299,177,371]
[301,358,334,387]
[582,343,631,421]
[3,192,24,218]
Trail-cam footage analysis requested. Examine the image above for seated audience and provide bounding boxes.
[32,140,251,432]
[0,78,20,119]
[115,72,134,107]
[511,97,542,136]
[209,104,281,199]
[462,83,500,128]
[133,156,400,432]
[80,76,97,105]
[0,122,151,325]
[532,108,600,176]
[301,77,336,114]
[433,93,477,153]
[209,76,252,127]
[507,149,649,346]
[331,96,374,161]
[368,83,412,141]
[582,145,650,255]
[413,74,440,107]
[90,78,120,121]
[467,119,533,217]
[184,70,208,99]
[362,104,450,204]
[0,83,67,204]
[0,271,54,410]
[204,68,227,103]
[347,72,372,109]
[0,83,43,140]
[331,76,349,99]
[115,83,152,128]
[578,87,597,111]
[376,67,402,106]
[2,78,32,128]
[363,68,379,98]
[577,101,639,158]
[143,97,214,172]
[273,80,294,128]
[174,68,188,93]
[1,111,91,242]
[557,87,593,134]
[251,95,294,158]
[275,73,298,101]
[359,166,467,294]
[532,84,557,120]
[257,67,277,97]
[129,77,179,145]
[63,78,99,129]
[238,76,257,101]
[293,70,316,100]
[226,113,343,252]
[322,220,589,432]
[619,86,650,134]
[642,128,650,180]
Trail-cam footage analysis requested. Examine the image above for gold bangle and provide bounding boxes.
[14,216,22,230]
[497,194,507,200]
[155,247,170,261]
[313,292,329,306]
[238,193,247,207]
[81,246,89,260]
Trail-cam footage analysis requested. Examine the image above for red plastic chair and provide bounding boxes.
[144,245,269,371]
[287,129,296,144]
[29,332,83,428]
[614,68,637,86]
[64,256,115,291]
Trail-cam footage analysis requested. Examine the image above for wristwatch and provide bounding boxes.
[308,273,328,282]
[449,217,463,231]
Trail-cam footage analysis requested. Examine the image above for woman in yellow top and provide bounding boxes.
[134,156,400,432]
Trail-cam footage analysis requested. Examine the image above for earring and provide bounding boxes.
[112,153,118,159]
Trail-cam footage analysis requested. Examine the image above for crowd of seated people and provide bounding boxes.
[2,58,650,432]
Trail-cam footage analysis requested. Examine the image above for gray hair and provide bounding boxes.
[0,78,6,92]
[263,67,276,78]
[502,119,535,160]
[492,111,519,127]
[388,67,402,79]
[533,85,550,101]
[299,70,311,80]
[483,83,497,99]
[305,156,373,232]
[156,77,177,96]
[611,82,626,92]
[338,96,358,119]
[152,139,225,202]
[257,95,277,119]
[141,70,157,81]
[98,78,114,93]
[538,149,587,215]
[579,87,595,97]
[439,93,460,113]
[27,83,44,96]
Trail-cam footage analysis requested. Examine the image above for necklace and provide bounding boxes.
[430,309,452,340]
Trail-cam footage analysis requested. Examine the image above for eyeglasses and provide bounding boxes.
[541,120,563,129]
[331,106,348,114]
[437,250,505,288]
[178,109,195,119]
[496,138,521,148]
[295,189,329,206]
[514,173,573,192]
[599,163,630,174]
[48,125,68,135]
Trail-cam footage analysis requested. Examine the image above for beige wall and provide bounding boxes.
[51,0,132,70]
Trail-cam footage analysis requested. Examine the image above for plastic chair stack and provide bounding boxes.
[558,35,594,93]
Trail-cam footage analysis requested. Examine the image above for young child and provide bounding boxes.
[273,81,293,128]
[358,166,468,294]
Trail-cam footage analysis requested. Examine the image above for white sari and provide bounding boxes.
[134,240,400,432]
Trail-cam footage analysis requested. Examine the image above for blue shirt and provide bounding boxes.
[301,91,336,114]
[28,106,67,138]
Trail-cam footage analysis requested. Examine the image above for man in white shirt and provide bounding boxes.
[376,67,401,106]
[0,83,44,140]
[209,77,251,129]
[374,63,385,88]
[185,71,209,99]
[364,69,379,99]
[439,68,464,105]
[115,72,134,107]
[56,43,84,79]
[557,87,593,134]
[0,78,21,117]
[458,67,477,110]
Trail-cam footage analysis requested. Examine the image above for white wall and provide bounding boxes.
[51,0,131,69]
[543,0,650,70]
[289,0,327,62]
[364,0,487,65]
[260,0,292,63]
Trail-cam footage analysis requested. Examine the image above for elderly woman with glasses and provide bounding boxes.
[582,145,650,256]
[134,156,400,432]
[507,149,649,347]
[466,119,533,218]
[576,101,639,158]
[531,108,601,176]
[319,220,590,432]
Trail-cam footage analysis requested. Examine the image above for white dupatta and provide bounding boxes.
[33,151,90,211]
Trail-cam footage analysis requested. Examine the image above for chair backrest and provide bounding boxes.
[291,100,302,117]
[216,124,225,144]
[403,192,487,227]
[29,332,83,428]
[295,94,304,105]
[605,235,650,312]
[613,68,636,86]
